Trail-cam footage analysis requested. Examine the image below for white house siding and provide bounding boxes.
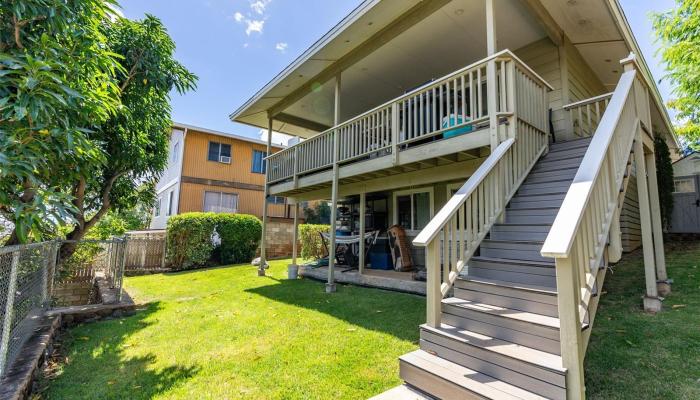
[150,128,186,229]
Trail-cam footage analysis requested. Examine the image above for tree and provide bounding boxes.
[0,0,122,244]
[653,0,700,150]
[654,135,675,228]
[59,15,196,260]
[303,201,331,225]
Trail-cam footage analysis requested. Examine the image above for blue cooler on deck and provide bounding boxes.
[369,252,392,270]
[442,114,472,138]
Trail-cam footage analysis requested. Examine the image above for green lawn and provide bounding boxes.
[585,241,700,399]
[40,243,700,399]
[40,260,424,399]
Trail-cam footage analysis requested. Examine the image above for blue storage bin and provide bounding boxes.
[369,252,392,270]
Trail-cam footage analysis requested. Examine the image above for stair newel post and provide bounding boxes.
[487,58,499,150]
[426,238,442,328]
[555,252,586,399]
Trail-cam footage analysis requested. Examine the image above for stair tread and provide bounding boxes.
[471,256,554,267]
[369,385,433,400]
[460,276,557,295]
[443,297,560,329]
[481,239,544,245]
[420,324,565,374]
[401,350,550,400]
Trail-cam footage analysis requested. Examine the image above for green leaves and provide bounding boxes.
[653,0,700,148]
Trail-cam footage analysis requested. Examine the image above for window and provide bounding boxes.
[166,191,174,216]
[252,150,267,174]
[172,141,180,163]
[394,188,433,232]
[208,141,232,163]
[204,191,239,213]
[674,178,696,193]
[154,197,161,217]
[267,196,285,204]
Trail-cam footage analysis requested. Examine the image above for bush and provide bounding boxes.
[299,224,330,260]
[215,214,262,265]
[166,212,217,270]
[166,212,262,269]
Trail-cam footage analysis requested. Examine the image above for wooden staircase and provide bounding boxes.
[372,56,656,400]
[397,138,592,400]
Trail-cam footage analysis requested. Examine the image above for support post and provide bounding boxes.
[425,240,441,328]
[634,132,661,312]
[327,74,341,293]
[485,0,499,150]
[292,201,299,266]
[555,256,586,399]
[359,192,366,274]
[259,117,274,276]
[645,147,669,295]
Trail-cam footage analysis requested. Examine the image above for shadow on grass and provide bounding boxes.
[40,302,199,400]
[246,278,424,342]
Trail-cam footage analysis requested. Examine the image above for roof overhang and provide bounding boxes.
[230,0,679,151]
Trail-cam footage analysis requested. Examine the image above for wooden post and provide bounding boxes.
[645,147,669,294]
[359,192,366,274]
[327,74,341,293]
[555,256,586,399]
[425,240,441,328]
[259,117,274,276]
[634,132,661,312]
[291,201,299,266]
[485,0,499,150]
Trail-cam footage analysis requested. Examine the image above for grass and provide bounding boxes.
[39,260,424,399]
[39,243,700,399]
[585,241,700,399]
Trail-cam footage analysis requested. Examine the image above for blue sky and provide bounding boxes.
[118,0,677,144]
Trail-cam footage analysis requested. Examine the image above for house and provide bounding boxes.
[150,122,295,258]
[230,1,680,398]
[669,152,700,233]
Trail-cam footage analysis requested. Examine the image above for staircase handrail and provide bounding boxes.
[540,70,636,258]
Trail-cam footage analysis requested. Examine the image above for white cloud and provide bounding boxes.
[250,0,271,15]
[259,129,294,146]
[245,19,265,35]
[243,43,250,48]
[275,42,288,52]
[233,12,244,22]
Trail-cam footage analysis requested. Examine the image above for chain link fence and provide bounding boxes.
[0,236,146,377]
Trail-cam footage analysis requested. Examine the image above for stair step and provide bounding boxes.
[540,147,588,163]
[401,349,554,400]
[467,255,556,288]
[369,384,433,400]
[532,157,583,172]
[490,224,551,241]
[549,137,592,151]
[442,297,560,330]
[517,183,571,196]
[504,211,557,225]
[524,171,577,185]
[420,327,566,399]
[455,277,558,317]
[479,240,549,264]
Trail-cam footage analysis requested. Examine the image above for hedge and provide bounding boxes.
[299,224,330,260]
[166,212,262,270]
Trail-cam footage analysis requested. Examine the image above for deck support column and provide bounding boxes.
[485,0,499,150]
[634,131,661,312]
[359,192,366,274]
[644,144,670,296]
[259,117,274,276]
[288,200,299,278]
[327,73,341,293]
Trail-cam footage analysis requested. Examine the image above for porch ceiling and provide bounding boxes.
[230,0,545,138]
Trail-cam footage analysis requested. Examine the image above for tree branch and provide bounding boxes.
[120,49,145,92]
[12,15,46,49]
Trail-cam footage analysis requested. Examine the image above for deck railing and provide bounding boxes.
[564,92,613,138]
[266,49,552,184]
[541,59,648,397]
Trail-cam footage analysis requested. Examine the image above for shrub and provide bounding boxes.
[299,224,330,260]
[215,214,262,264]
[166,212,217,270]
